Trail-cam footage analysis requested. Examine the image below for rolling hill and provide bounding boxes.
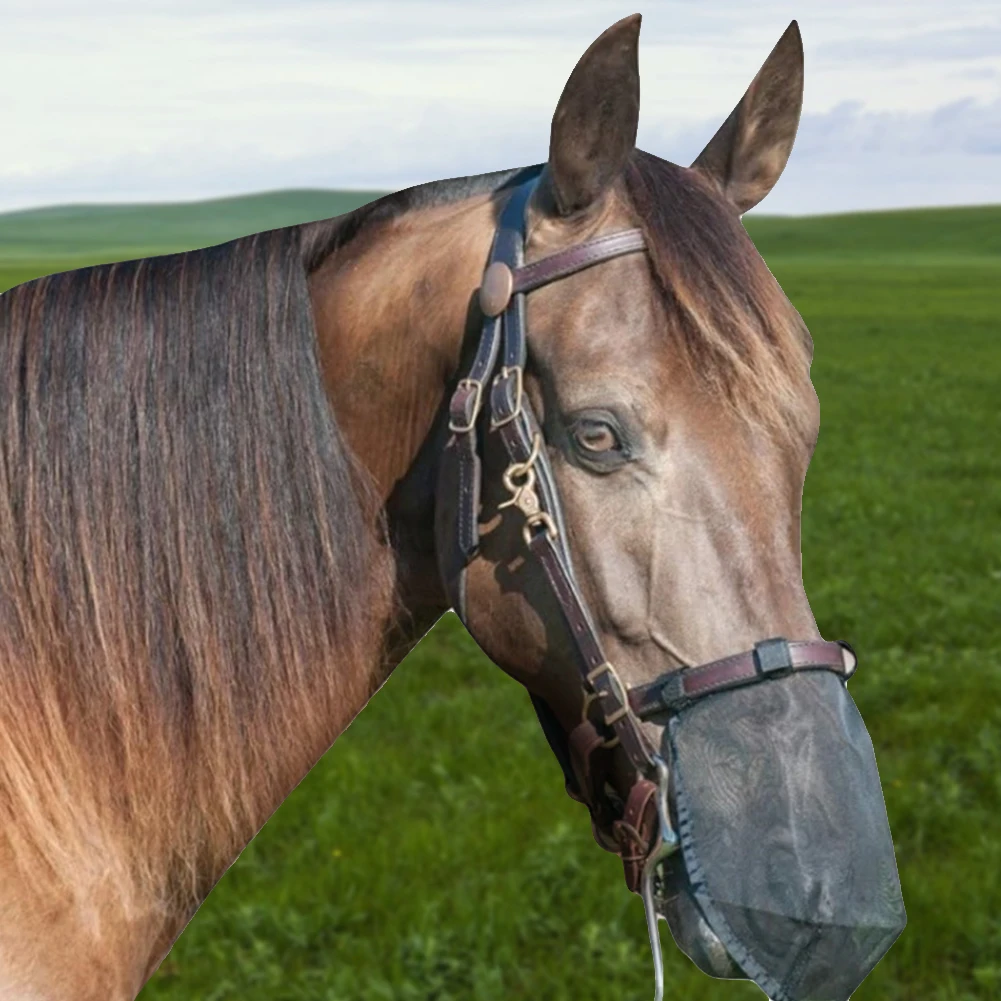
[1,188,998,272]
[0,189,385,264]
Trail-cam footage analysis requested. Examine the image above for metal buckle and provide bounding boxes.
[447,378,483,434]
[586,661,630,726]
[498,432,542,508]
[490,365,524,429]
[522,510,558,548]
[753,637,793,677]
[496,433,560,548]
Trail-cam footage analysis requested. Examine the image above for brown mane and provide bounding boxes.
[0,227,393,911]
[623,149,814,439]
[299,165,531,269]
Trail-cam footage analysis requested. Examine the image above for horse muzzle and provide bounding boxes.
[641,667,906,1001]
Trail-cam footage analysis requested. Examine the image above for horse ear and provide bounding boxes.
[544,14,641,216]
[691,20,804,215]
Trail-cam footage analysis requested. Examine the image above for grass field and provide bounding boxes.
[1,193,999,1001]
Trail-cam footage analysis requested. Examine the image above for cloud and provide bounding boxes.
[816,25,1001,66]
[646,97,1001,214]
[795,97,1001,157]
[0,1,998,213]
[2,95,996,217]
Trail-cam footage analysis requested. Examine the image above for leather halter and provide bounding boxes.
[435,174,857,889]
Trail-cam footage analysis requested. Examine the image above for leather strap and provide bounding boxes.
[481,180,655,776]
[629,638,857,719]
[436,179,537,619]
[528,530,655,774]
[530,693,585,803]
[613,779,660,893]
[568,720,609,801]
[437,176,660,867]
[511,229,646,295]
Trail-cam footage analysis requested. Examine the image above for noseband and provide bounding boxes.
[435,172,856,889]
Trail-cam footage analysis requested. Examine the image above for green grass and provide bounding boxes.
[747,204,1001,261]
[0,188,383,264]
[0,197,999,1000]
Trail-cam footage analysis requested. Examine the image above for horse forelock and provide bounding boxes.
[622,149,815,442]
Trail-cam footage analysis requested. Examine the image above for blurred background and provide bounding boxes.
[1,2,999,999]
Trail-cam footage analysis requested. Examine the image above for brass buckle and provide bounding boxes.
[447,378,483,434]
[498,432,542,510]
[522,510,558,549]
[498,434,560,549]
[586,661,630,726]
[490,366,524,429]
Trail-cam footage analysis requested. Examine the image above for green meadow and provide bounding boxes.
[0,195,998,1001]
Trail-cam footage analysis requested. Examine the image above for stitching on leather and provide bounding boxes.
[457,442,477,554]
[684,651,749,685]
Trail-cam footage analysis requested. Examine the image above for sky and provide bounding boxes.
[1,0,999,215]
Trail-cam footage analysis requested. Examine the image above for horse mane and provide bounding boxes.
[0,225,394,910]
[622,149,815,440]
[298,165,533,268]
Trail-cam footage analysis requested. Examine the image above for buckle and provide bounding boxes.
[586,661,629,726]
[753,637,793,677]
[522,510,558,548]
[490,366,524,429]
[448,378,483,434]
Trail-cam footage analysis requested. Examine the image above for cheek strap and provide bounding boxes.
[434,173,656,774]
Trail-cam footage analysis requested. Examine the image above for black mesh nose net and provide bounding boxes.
[664,669,906,1001]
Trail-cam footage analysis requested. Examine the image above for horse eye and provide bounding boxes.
[573,419,621,454]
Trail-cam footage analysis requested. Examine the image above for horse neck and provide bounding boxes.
[308,194,497,655]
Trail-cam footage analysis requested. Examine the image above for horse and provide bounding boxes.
[0,14,905,1001]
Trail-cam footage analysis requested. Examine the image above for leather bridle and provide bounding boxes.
[435,172,857,893]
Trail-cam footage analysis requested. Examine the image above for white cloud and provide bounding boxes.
[0,0,998,213]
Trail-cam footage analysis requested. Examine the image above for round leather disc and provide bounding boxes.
[479,261,513,317]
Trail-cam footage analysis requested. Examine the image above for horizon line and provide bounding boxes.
[2,186,1000,223]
